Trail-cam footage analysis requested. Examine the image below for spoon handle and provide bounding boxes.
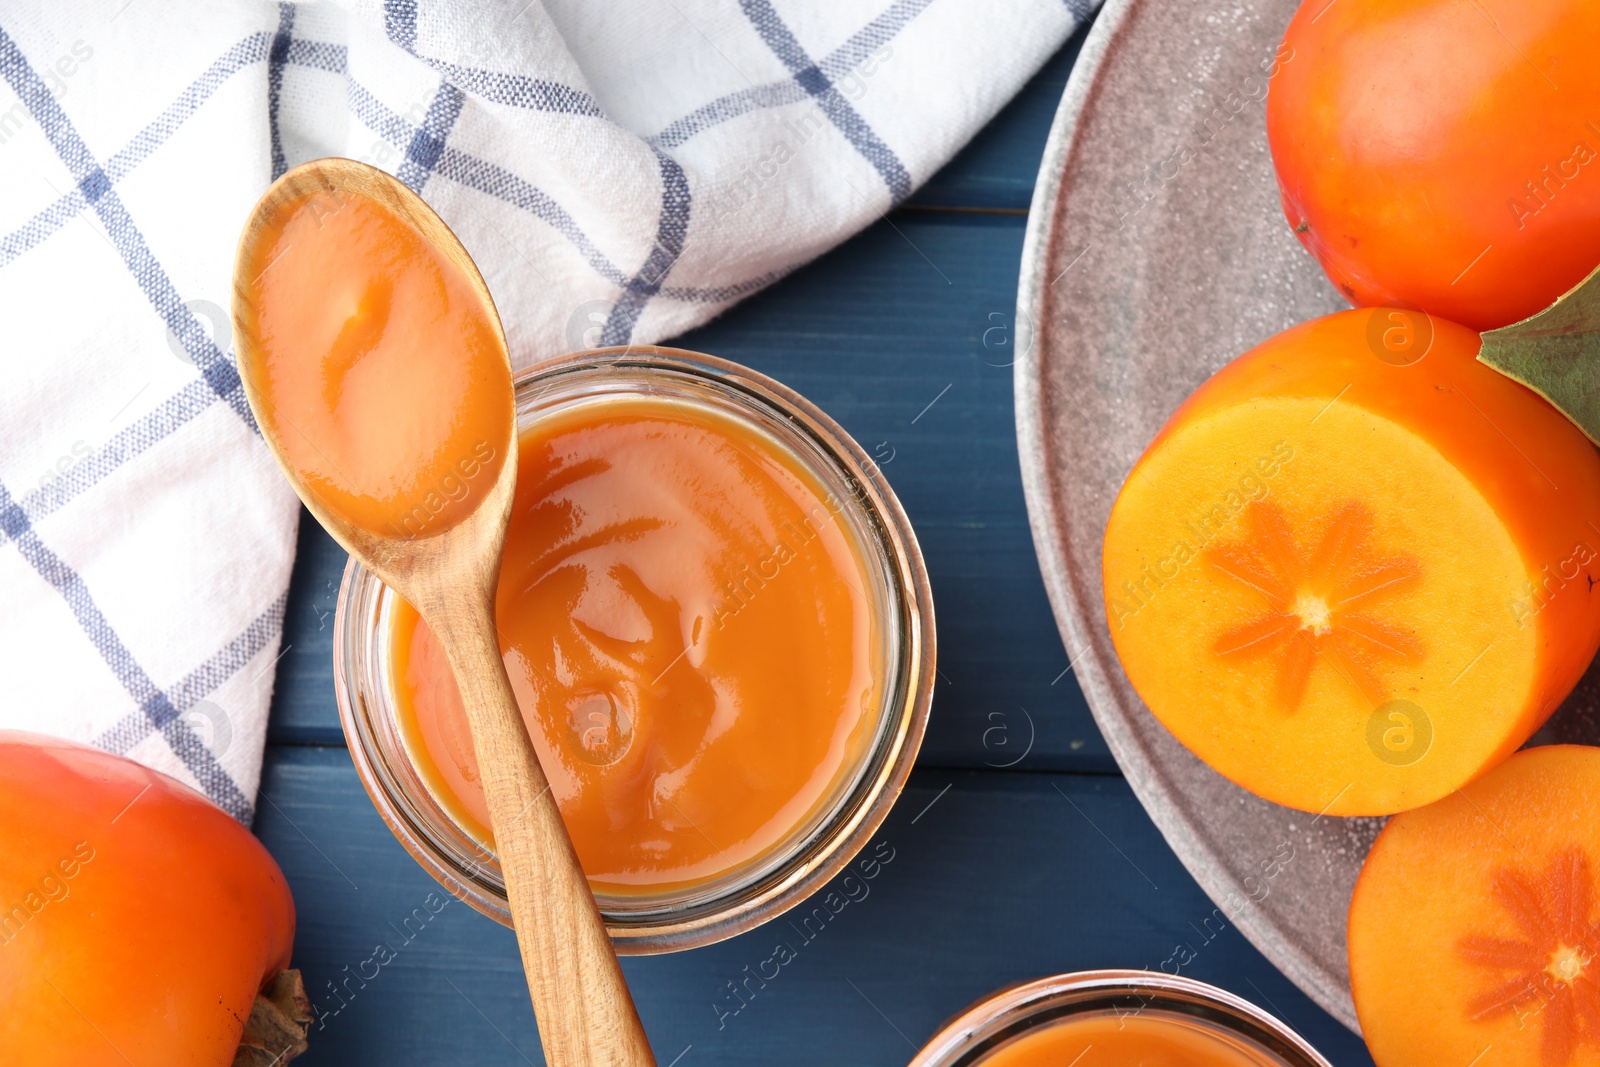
[426,594,656,1067]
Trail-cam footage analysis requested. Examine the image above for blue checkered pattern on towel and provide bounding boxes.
[0,0,1095,822]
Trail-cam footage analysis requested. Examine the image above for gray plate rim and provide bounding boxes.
[1012,0,1358,1031]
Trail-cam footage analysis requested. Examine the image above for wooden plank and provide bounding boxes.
[269,210,1114,773]
[268,517,348,747]
[258,748,1372,1066]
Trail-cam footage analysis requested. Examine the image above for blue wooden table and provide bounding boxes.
[261,21,1379,1066]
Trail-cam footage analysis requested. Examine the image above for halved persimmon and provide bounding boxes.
[1102,309,1600,815]
[1350,745,1600,1067]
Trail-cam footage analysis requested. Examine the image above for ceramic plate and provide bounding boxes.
[1015,0,1600,1031]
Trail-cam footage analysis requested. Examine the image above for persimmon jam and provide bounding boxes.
[388,394,884,895]
[978,1012,1282,1067]
[236,181,511,537]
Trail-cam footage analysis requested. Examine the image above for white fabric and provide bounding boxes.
[0,0,1092,820]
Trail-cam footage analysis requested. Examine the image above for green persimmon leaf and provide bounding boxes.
[1479,262,1600,447]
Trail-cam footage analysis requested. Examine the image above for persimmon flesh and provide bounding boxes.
[1350,745,1600,1067]
[1102,309,1600,815]
[0,732,296,1067]
[1267,0,1600,331]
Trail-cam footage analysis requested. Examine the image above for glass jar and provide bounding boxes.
[333,346,935,953]
[909,971,1334,1067]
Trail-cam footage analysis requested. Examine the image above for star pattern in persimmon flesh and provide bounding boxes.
[1459,849,1600,1066]
[1203,499,1423,713]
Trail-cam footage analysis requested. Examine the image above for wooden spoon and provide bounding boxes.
[230,158,655,1066]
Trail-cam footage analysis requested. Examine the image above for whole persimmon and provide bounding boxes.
[1267,0,1600,331]
[0,732,298,1066]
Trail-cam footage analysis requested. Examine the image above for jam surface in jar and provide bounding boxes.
[391,394,883,894]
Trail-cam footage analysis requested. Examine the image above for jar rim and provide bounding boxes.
[908,970,1336,1067]
[333,345,936,953]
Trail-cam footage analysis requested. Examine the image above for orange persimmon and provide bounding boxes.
[1102,309,1600,815]
[0,732,297,1066]
[1267,0,1600,331]
[1349,745,1600,1067]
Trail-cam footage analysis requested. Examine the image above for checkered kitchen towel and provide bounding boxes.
[0,0,1095,822]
